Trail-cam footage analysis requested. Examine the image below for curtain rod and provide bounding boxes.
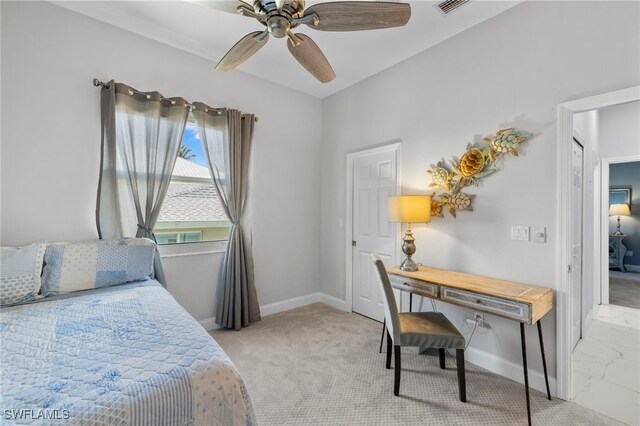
[92,79,258,122]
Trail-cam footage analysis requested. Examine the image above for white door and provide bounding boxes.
[571,140,584,350]
[351,148,399,321]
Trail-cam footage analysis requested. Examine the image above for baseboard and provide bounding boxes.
[464,346,557,398]
[625,264,640,272]
[260,292,322,317]
[199,317,219,332]
[320,293,348,311]
[199,292,340,332]
[583,308,594,337]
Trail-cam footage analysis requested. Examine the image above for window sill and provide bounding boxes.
[158,240,227,258]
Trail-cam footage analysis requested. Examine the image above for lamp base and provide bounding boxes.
[614,216,624,236]
[400,257,418,272]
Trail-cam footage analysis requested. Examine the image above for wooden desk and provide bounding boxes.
[387,266,554,426]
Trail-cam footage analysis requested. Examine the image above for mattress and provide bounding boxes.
[0,280,256,425]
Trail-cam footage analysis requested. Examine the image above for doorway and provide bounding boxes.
[603,158,640,309]
[556,86,640,403]
[560,91,640,424]
[345,142,401,321]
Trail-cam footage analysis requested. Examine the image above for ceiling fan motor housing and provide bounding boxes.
[253,0,306,38]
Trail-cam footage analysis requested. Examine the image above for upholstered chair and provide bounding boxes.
[370,254,467,401]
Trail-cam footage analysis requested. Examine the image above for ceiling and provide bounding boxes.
[52,0,522,98]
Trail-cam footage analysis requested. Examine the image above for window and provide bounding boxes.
[154,121,230,245]
[155,231,203,245]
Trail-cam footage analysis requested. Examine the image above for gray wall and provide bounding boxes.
[610,162,640,267]
[0,1,323,321]
[320,0,640,381]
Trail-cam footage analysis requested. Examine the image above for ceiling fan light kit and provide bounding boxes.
[193,0,411,83]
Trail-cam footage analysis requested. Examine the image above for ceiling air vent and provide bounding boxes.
[436,0,470,15]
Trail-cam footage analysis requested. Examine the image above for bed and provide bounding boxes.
[0,280,256,425]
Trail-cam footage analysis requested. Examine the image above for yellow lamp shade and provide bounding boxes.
[388,195,431,224]
[609,204,630,216]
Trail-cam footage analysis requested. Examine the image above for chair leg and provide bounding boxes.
[379,318,386,353]
[439,348,446,369]
[394,345,401,396]
[456,349,466,403]
[386,329,392,369]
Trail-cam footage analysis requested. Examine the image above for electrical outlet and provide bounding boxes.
[474,313,487,328]
[626,251,634,257]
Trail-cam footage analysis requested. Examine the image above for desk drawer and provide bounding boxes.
[389,276,438,298]
[441,287,531,323]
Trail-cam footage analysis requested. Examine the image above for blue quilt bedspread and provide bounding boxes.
[0,281,256,425]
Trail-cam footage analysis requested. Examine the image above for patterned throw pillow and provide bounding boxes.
[1,241,47,306]
[41,238,156,296]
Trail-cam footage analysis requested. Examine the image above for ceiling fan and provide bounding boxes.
[191,0,411,83]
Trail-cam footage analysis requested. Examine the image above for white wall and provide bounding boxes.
[320,0,640,384]
[598,101,640,160]
[0,1,323,322]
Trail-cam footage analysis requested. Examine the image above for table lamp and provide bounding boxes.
[609,203,630,235]
[388,195,431,272]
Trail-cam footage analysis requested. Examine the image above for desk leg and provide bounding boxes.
[537,321,552,400]
[379,319,386,353]
[520,323,532,426]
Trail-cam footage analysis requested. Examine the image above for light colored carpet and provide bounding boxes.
[211,303,620,426]
[610,271,640,310]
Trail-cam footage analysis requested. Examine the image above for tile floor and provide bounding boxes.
[572,304,640,425]
[609,271,640,310]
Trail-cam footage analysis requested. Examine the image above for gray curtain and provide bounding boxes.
[192,103,261,330]
[96,81,190,286]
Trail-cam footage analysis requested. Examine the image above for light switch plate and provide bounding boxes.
[533,227,547,243]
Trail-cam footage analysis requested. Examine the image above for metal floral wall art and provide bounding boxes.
[427,128,531,218]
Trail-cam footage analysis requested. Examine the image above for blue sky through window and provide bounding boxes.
[182,124,207,167]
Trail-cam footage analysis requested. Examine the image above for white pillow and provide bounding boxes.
[1,242,47,306]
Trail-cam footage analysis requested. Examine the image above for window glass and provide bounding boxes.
[154,121,230,245]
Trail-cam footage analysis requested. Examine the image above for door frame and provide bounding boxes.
[600,155,640,305]
[556,85,640,401]
[345,141,402,313]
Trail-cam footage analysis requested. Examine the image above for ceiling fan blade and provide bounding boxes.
[185,0,252,16]
[215,31,269,72]
[287,33,335,83]
[303,1,411,32]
